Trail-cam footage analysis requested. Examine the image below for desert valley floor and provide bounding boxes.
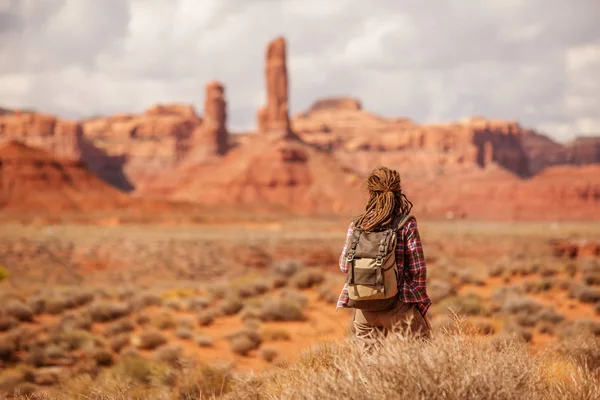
[1,217,599,398]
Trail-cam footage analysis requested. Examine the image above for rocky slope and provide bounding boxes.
[0,141,130,212]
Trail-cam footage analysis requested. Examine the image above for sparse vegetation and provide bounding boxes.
[221,296,244,315]
[261,327,291,342]
[291,269,325,289]
[0,265,8,282]
[260,297,306,321]
[197,311,215,326]
[136,330,167,350]
[195,335,214,348]
[5,300,34,322]
[260,347,279,363]
[1,221,599,399]
[87,301,131,322]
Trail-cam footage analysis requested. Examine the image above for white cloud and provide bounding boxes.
[0,0,598,139]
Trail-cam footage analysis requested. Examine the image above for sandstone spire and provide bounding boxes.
[257,36,292,135]
[203,81,228,154]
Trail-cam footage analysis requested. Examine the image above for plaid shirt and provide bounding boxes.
[336,217,431,317]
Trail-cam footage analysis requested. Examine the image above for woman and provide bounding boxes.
[336,167,431,351]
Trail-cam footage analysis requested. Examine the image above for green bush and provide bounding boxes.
[0,265,9,282]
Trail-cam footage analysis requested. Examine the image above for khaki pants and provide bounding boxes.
[353,302,430,355]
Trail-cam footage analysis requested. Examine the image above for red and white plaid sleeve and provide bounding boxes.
[336,222,354,309]
[400,218,431,316]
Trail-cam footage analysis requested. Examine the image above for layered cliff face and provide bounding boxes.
[294,106,530,177]
[0,112,133,190]
[81,103,203,189]
[517,133,600,175]
[0,141,130,212]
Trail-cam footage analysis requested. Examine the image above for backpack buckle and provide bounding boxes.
[346,253,355,262]
[375,257,383,266]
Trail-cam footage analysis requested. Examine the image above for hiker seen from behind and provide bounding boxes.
[337,166,431,353]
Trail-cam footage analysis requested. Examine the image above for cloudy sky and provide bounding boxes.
[0,0,598,142]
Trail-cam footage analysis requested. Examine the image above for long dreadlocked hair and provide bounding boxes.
[354,167,413,232]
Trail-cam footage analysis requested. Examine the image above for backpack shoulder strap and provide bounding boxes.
[393,214,415,233]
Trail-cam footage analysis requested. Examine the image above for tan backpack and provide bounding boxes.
[345,214,414,311]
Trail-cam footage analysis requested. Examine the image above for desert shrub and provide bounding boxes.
[291,269,325,289]
[135,311,150,325]
[232,277,271,298]
[535,307,565,324]
[317,282,341,304]
[522,279,556,294]
[0,315,18,332]
[583,272,600,286]
[261,327,291,342]
[462,318,496,335]
[43,295,69,315]
[226,322,600,400]
[59,329,104,352]
[88,301,131,322]
[457,270,486,286]
[554,332,600,372]
[221,296,244,316]
[502,295,543,315]
[244,318,262,331]
[131,292,162,309]
[274,259,303,277]
[571,284,600,304]
[136,330,167,350]
[0,265,9,282]
[0,368,25,395]
[436,293,487,316]
[173,363,233,398]
[92,348,114,367]
[164,298,184,311]
[559,320,600,338]
[272,276,288,289]
[230,336,258,356]
[280,289,309,307]
[151,311,175,330]
[107,355,171,386]
[260,347,279,363]
[208,283,228,300]
[240,306,263,322]
[260,298,306,321]
[5,300,33,322]
[195,335,214,348]
[66,289,95,308]
[563,261,578,277]
[109,333,130,353]
[116,286,135,301]
[581,259,600,285]
[58,311,93,332]
[186,296,211,312]
[175,327,194,340]
[0,335,17,361]
[175,315,195,330]
[487,262,505,277]
[428,280,457,302]
[537,321,555,335]
[538,263,560,277]
[12,382,38,397]
[228,329,262,356]
[197,311,215,327]
[104,318,135,337]
[153,344,184,367]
